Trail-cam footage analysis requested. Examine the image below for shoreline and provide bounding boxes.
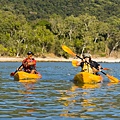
[0,57,119,62]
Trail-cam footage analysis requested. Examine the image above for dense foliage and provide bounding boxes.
[0,0,120,58]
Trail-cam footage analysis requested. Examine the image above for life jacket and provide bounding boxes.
[22,58,36,69]
[81,62,93,74]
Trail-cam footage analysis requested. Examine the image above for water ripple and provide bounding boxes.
[0,62,120,119]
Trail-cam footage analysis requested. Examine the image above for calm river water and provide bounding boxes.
[0,62,120,120]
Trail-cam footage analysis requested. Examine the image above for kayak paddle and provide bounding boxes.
[72,59,110,70]
[100,70,119,83]
[10,64,23,76]
[62,45,119,83]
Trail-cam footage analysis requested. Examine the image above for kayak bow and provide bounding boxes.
[14,71,42,80]
[74,72,103,84]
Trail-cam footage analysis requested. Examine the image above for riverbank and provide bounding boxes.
[0,57,120,62]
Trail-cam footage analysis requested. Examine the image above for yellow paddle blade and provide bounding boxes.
[62,45,76,57]
[106,74,119,83]
[72,60,79,67]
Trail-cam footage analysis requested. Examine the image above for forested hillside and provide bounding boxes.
[0,0,120,21]
[0,0,120,58]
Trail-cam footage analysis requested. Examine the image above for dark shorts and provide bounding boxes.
[24,66,35,73]
[29,66,35,70]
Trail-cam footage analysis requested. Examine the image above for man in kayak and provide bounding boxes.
[76,53,102,75]
[19,51,37,74]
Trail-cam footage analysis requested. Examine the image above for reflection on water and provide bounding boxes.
[58,83,102,118]
[0,62,120,119]
[18,79,38,94]
[74,82,102,89]
[18,79,39,114]
[58,82,120,119]
[0,78,41,119]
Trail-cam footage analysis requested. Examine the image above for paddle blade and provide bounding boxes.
[72,60,79,67]
[106,74,119,83]
[62,45,76,57]
[103,68,110,70]
[10,64,22,77]
[10,72,15,76]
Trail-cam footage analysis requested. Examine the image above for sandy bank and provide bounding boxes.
[0,57,120,62]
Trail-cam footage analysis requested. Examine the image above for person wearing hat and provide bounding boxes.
[76,53,102,75]
[20,51,37,74]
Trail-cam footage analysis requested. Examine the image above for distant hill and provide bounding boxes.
[0,0,120,21]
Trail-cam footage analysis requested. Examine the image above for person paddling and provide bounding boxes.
[19,51,37,74]
[76,53,102,75]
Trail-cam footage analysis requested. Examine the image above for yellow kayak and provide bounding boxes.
[18,79,38,83]
[74,72,103,84]
[14,71,42,80]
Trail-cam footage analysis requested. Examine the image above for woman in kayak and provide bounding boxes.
[76,53,102,75]
[19,51,37,74]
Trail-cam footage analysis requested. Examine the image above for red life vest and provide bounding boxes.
[22,58,36,70]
